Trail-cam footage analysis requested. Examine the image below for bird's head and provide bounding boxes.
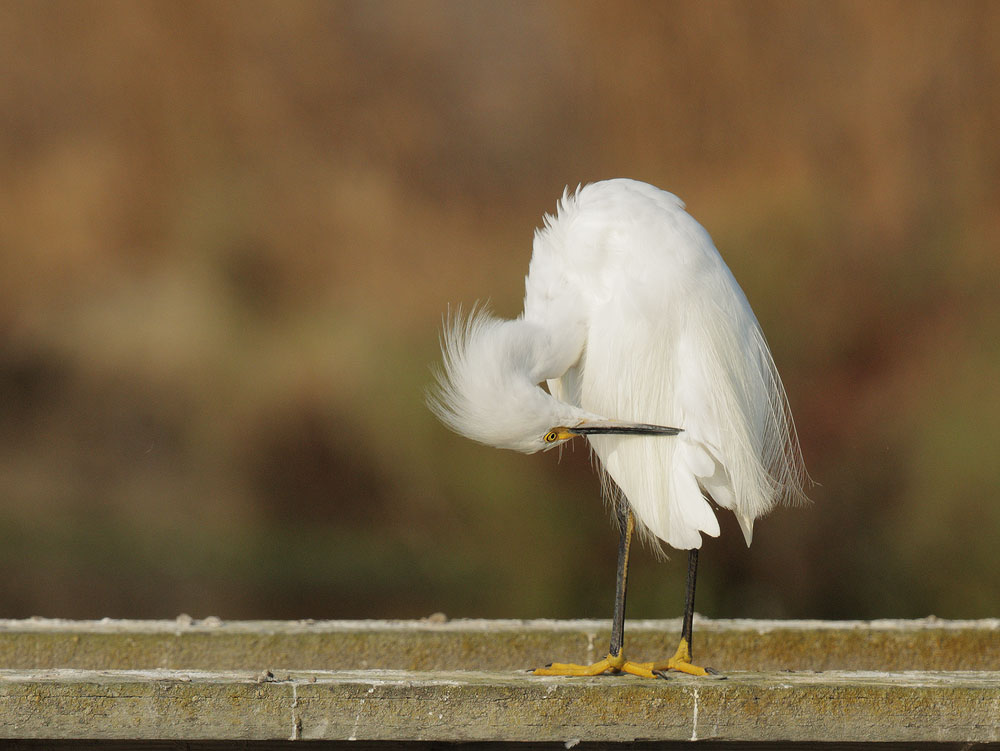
[428,308,681,454]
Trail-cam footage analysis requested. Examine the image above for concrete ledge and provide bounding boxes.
[1,619,998,743]
[2,616,998,672]
[1,667,998,743]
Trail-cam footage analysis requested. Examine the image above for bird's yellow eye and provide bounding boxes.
[543,430,560,443]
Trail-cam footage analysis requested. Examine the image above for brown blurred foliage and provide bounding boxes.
[1,1,998,621]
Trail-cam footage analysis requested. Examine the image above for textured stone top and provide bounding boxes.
[0,618,997,743]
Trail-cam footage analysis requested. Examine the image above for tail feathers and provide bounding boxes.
[734,510,755,546]
[594,437,763,553]
[667,468,719,549]
[682,439,754,547]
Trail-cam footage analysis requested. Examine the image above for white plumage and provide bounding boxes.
[430,178,806,552]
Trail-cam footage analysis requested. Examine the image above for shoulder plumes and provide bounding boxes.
[546,184,582,227]
[532,184,581,251]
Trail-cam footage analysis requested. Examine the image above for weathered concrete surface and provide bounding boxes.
[2,619,997,743]
[1,617,997,672]
[0,667,997,743]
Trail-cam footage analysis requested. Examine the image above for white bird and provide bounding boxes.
[429,178,807,677]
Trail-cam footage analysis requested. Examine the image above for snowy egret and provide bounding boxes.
[429,179,807,677]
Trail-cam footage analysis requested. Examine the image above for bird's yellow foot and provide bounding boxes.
[649,638,714,677]
[533,651,660,678]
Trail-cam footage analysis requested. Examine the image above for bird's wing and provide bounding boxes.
[528,180,805,550]
[574,187,800,550]
[579,297,723,551]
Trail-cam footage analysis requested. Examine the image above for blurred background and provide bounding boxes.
[1,1,998,622]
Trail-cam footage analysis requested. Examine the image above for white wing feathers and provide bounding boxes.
[532,180,806,551]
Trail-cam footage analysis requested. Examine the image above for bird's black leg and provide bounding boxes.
[608,499,634,659]
[653,547,714,677]
[534,499,658,677]
[681,548,698,657]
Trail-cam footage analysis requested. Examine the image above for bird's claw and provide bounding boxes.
[646,637,719,677]
[532,648,721,679]
[532,653,658,678]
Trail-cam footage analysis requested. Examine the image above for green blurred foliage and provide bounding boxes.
[1,1,998,621]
